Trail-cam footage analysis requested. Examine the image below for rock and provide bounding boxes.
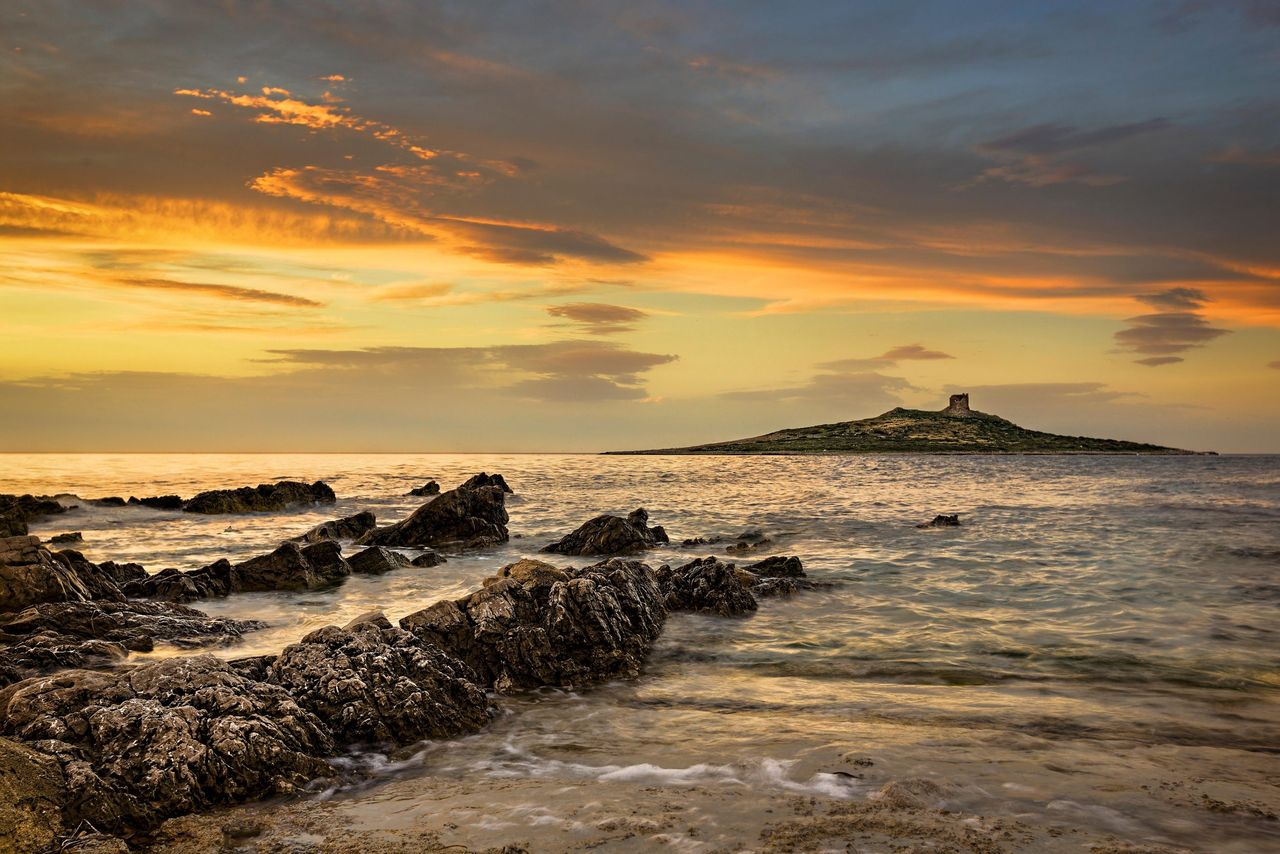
[182,480,336,515]
[0,537,93,613]
[359,483,508,549]
[290,511,376,544]
[917,514,960,528]
[89,496,127,507]
[96,560,148,586]
[128,494,185,510]
[873,778,951,809]
[346,545,412,575]
[47,550,127,602]
[401,557,666,692]
[49,532,82,545]
[540,507,670,556]
[266,621,491,745]
[0,494,68,530]
[231,541,351,592]
[746,555,804,578]
[658,557,758,616]
[725,528,772,553]
[342,610,392,631]
[121,560,233,603]
[410,550,445,567]
[0,656,335,835]
[681,535,722,547]
[0,736,67,854]
[407,480,440,497]
[460,472,512,493]
[0,510,25,538]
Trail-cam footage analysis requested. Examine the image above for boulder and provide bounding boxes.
[96,560,148,586]
[265,621,491,745]
[128,495,184,510]
[0,537,93,613]
[658,557,758,617]
[230,541,350,592]
[346,545,411,575]
[182,480,336,515]
[746,555,804,578]
[359,484,508,549]
[121,560,233,603]
[407,480,440,497]
[0,510,25,538]
[410,550,445,567]
[49,532,82,545]
[917,514,960,528]
[89,497,127,507]
[460,472,512,493]
[0,736,67,854]
[541,507,669,556]
[401,557,665,692]
[0,656,335,835]
[290,511,376,544]
[47,549,127,602]
[0,494,68,530]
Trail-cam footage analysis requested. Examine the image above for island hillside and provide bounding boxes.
[607,394,1205,455]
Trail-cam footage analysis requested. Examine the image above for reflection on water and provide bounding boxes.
[3,452,1279,851]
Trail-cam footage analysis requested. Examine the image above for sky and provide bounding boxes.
[1,0,1278,452]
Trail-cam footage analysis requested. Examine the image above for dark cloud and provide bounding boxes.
[546,302,648,334]
[1267,360,1280,370]
[114,277,323,308]
[1113,287,1230,366]
[979,120,1172,157]
[877,344,954,361]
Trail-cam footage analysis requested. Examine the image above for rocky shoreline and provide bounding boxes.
[0,473,822,852]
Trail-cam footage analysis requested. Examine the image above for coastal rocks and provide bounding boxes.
[407,480,440,497]
[265,621,491,745]
[0,656,335,835]
[400,557,666,691]
[658,557,757,616]
[0,736,67,854]
[746,555,805,578]
[411,550,445,567]
[541,507,669,556]
[725,528,771,553]
[917,514,960,528]
[183,480,336,514]
[122,560,233,602]
[0,537,93,612]
[231,541,351,592]
[346,545,412,575]
[290,510,377,544]
[460,472,512,493]
[88,496,127,507]
[359,480,509,549]
[127,495,184,510]
[49,532,83,545]
[0,494,68,533]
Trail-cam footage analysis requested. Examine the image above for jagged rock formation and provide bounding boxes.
[657,557,758,616]
[407,480,440,497]
[231,541,350,592]
[346,545,412,575]
[541,507,669,555]
[182,480,336,514]
[127,495,184,510]
[0,537,95,612]
[917,514,960,528]
[609,394,1203,455]
[359,479,509,549]
[290,510,377,544]
[460,472,513,493]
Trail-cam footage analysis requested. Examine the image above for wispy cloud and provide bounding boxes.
[1113,287,1230,366]
[971,119,1171,187]
[546,302,648,334]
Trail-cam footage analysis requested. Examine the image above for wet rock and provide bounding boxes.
[128,495,185,510]
[290,511,376,544]
[347,545,412,575]
[343,610,392,630]
[97,560,148,587]
[917,514,960,528]
[89,496,127,507]
[121,559,233,603]
[0,510,25,538]
[411,550,446,567]
[873,778,951,809]
[460,472,513,493]
[0,736,67,854]
[266,621,491,745]
[47,550,127,602]
[725,528,772,553]
[401,557,666,692]
[0,537,93,613]
[359,483,509,549]
[183,480,336,515]
[0,635,129,688]
[541,507,670,556]
[746,555,804,578]
[0,494,68,531]
[231,541,351,592]
[407,480,440,497]
[658,556,757,616]
[0,656,335,835]
[49,532,83,545]
[681,535,722,547]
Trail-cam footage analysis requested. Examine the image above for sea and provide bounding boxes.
[3,453,1278,852]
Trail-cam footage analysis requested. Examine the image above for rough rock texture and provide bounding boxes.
[266,621,491,745]
[400,557,666,692]
[460,472,512,493]
[0,537,93,613]
[541,507,669,556]
[917,514,960,528]
[407,480,440,497]
[47,549,130,602]
[182,480,336,515]
[49,532,82,545]
[359,483,509,549]
[0,657,335,835]
[746,555,805,578]
[290,511,376,544]
[658,557,758,616]
[231,541,351,592]
[346,545,412,575]
[0,736,67,854]
[0,494,68,534]
[410,550,445,567]
[0,510,25,538]
[128,495,184,510]
[121,560,233,603]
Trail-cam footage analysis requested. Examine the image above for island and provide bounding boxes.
[607,394,1207,455]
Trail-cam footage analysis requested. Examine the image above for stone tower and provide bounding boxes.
[943,393,972,416]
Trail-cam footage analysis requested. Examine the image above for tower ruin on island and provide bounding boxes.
[942,393,972,417]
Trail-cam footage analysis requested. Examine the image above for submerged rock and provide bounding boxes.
[407,480,440,497]
[411,550,446,567]
[541,507,670,556]
[49,532,83,545]
[401,557,666,692]
[460,472,512,493]
[127,494,184,510]
[746,555,805,578]
[290,510,376,544]
[917,514,960,528]
[346,545,412,575]
[182,480,336,515]
[725,528,772,553]
[658,556,758,616]
[359,481,509,549]
[88,496,127,507]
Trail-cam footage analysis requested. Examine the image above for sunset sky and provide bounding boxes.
[2,0,1278,452]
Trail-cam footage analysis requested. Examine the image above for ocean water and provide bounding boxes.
[3,453,1279,852]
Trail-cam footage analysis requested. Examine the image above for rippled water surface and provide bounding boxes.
[4,453,1279,852]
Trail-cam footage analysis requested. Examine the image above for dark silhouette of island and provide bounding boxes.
[607,394,1207,455]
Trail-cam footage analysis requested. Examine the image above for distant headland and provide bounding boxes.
[606,394,1210,455]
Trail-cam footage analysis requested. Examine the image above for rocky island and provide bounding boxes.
[608,393,1206,455]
